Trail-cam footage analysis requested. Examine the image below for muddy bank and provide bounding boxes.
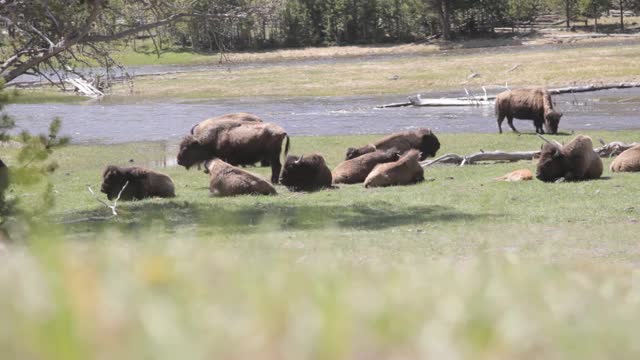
[5,88,640,144]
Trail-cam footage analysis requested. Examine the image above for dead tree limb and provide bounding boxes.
[421,151,541,167]
[594,142,640,157]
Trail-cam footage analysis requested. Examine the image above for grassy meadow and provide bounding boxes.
[2,130,640,359]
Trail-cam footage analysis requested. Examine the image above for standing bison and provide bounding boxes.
[345,128,440,161]
[495,88,562,134]
[206,159,276,196]
[280,153,333,192]
[332,149,400,184]
[536,135,603,182]
[177,119,289,184]
[610,144,640,172]
[364,149,424,188]
[101,166,175,200]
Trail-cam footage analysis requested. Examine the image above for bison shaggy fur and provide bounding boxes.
[177,119,289,184]
[280,153,333,192]
[206,158,276,196]
[610,144,640,172]
[536,135,603,182]
[364,149,424,188]
[101,166,175,200]
[345,128,440,161]
[495,88,562,134]
[190,112,263,136]
[332,149,400,184]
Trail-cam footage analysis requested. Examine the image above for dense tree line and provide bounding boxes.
[178,0,640,50]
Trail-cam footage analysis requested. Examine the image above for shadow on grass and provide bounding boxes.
[59,200,493,235]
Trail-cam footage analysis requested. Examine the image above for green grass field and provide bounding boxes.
[2,130,640,359]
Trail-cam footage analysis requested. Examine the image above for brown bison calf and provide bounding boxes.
[280,153,333,192]
[101,166,175,201]
[364,150,424,188]
[332,150,400,184]
[536,135,603,182]
[610,144,640,172]
[206,159,276,196]
[345,128,440,161]
[495,88,562,134]
[177,119,289,184]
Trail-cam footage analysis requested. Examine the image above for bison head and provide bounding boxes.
[420,131,441,159]
[544,110,562,135]
[101,166,131,200]
[177,135,208,169]
[536,143,568,182]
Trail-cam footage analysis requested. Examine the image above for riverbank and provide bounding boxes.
[10,38,640,102]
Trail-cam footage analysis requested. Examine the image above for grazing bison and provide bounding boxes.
[345,128,440,161]
[177,119,289,184]
[364,149,424,188]
[610,144,640,172]
[101,166,175,200]
[495,88,562,134]
[280,153,333,192]
[206,159,276,196]
[190,112,263,136]
[332,149,400,184]
[536,135,603,182]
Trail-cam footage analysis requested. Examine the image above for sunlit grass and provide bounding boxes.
[112,43,640,99]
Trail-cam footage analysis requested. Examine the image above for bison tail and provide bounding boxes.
[283,134,290,159]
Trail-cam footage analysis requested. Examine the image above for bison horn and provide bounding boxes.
[295,155,303,164]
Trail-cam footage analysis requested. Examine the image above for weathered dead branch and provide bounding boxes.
[421,151,541,167]
[594,141,640,157]
[58,181,129,224]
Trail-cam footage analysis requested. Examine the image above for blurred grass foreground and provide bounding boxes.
[2,225,640,360]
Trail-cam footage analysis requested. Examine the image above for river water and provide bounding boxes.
[5,88,640,145]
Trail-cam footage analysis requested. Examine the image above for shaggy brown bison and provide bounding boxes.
[177,119,289,184]
[101,166,175,200]
[345,128,440,161]
[610,144,640,172]
[190,112,263,135]
[364,149,424,188]
[495,88,562,134]
[536,135,603,182]
[206,159,276,196]
[280,153,333,192]
[332,149,400,184]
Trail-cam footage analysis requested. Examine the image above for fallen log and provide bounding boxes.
[421,150,541,167]
[420,140,639,168]
[594,141,640,157]
[378,82,640,108]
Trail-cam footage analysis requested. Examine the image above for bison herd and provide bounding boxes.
[99,87,640,200]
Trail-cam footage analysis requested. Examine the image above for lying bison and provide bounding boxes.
[364,149,424,188]
[610,144,640,172]
[101,166,175,200]
[177,119,289,184]
[495,88,562,134]
[280,153,333,192]
[536,135,602,182]
[332,149,400,184]
[190,112,263,136]
[206,159,276,196]
[345,128,440,161]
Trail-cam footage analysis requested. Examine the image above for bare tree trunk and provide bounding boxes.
[620,0,625,31]
[440,0,452,40]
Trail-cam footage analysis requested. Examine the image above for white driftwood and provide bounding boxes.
[65,77,104,98]
[384,82,640,108]
[421,150,540,167]
[594,141,640,157]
